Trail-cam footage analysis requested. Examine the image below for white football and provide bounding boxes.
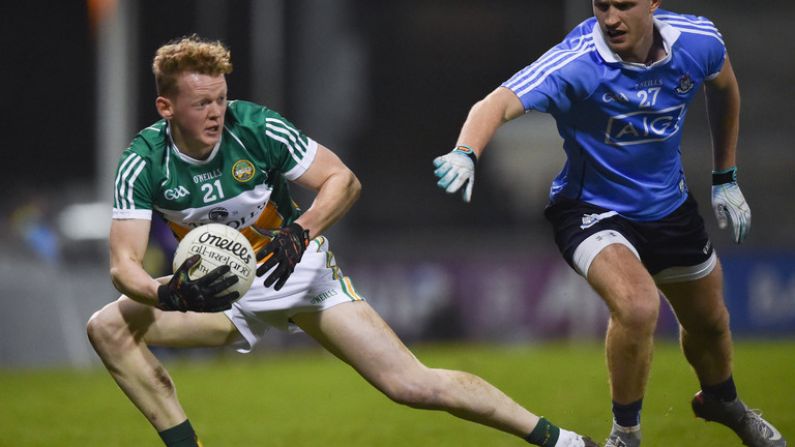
[172,223,257,299]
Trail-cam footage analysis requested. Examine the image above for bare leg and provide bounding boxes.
[87,296,239,430]
[587,245,660,405]
[291,300,539,438]
[660,261,733,386]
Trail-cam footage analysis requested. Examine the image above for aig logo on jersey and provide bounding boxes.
[232,159,256,183]
[164,186,190,200]
[605,104,685,146]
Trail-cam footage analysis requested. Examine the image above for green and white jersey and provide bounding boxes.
[112,100,317,251]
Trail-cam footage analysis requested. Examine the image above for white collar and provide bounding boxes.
[166,122,223,166]
[591,17,680,70]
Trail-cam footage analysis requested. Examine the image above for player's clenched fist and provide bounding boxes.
[157,254,240,312]
[433,146,478,202]
[256,223,310,291]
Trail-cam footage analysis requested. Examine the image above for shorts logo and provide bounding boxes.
[604,104,685,146]
[581,211,618,229]
[232,159,256,183]
[675,73,694,95]
[594,231,619,242]
[310,289,338,304]
[164,186,190,200]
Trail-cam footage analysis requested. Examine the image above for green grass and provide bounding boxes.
[1,341,793,446]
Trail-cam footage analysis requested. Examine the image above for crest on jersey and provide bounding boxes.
[232,159,256,183]
[675,73,694,95]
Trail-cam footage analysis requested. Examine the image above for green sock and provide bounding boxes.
[525,417,561,446]
[158,419,201,447]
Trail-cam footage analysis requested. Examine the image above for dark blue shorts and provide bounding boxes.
[544,194,715,281]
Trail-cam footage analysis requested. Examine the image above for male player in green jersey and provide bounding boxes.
[87,35,597,447]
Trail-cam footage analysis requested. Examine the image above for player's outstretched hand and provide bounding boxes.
[433,146,477,202]
[711,167,751,244]
[256,223,310,291]
[157,254,240,312]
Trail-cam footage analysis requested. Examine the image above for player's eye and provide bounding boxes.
[615,1,636,11]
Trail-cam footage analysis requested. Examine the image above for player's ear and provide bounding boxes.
[649,0,661,13]
[155,96,174,120]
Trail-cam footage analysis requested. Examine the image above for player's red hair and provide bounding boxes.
[152,34,233,97]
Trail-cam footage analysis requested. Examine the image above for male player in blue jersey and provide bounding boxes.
[434,1,786,446]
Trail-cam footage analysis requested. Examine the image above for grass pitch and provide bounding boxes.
[1,341,793,446]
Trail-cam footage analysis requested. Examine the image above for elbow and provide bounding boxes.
[109,266,124,293]
[347,170,362,203]
[469,97,490,118]
[473,88,519,124]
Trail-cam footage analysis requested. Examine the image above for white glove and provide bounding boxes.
[433,146,477,202]
[711,168,751,243]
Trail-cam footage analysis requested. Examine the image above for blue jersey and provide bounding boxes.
[502,10,726,221]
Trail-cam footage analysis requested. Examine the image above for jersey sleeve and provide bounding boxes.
[501,25,598,114]
[112,148,153,220]
[260,110,318,181]
[697,17,726,80]
[657,12,726,80]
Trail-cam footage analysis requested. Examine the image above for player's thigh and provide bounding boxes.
[95,296,241,348]
[291,301,422,378]
[659,260,729,331]
[588,244,658,313]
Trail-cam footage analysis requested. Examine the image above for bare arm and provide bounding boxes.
[109,218,161,306]
[291,144,361,238]
[704,56,741,171]
[705,56,751,243]
[433,87,525,202]
[456,87,525,157]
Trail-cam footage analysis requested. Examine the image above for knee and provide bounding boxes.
[86,305,129,352]
[612,295,660,335]
[377,372,442,409]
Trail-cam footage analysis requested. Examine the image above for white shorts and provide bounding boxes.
[224,236,365,352]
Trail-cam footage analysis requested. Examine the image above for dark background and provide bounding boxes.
[5,1,794,245]
[2,1,794,367]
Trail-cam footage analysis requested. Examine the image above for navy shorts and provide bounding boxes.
[544,194,716,282]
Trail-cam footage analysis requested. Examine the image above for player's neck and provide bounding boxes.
[169,125,214,160]
[644,27,666,65]
[620,27,665,65]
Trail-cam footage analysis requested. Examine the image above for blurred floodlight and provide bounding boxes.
[58,202,111,241]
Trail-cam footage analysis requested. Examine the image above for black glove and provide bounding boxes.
[256,222,310,291]
[157,254,240,312]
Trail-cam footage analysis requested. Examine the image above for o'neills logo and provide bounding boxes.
[197,232,252,264]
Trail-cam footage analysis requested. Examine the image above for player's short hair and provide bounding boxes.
[152,34,233,97]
